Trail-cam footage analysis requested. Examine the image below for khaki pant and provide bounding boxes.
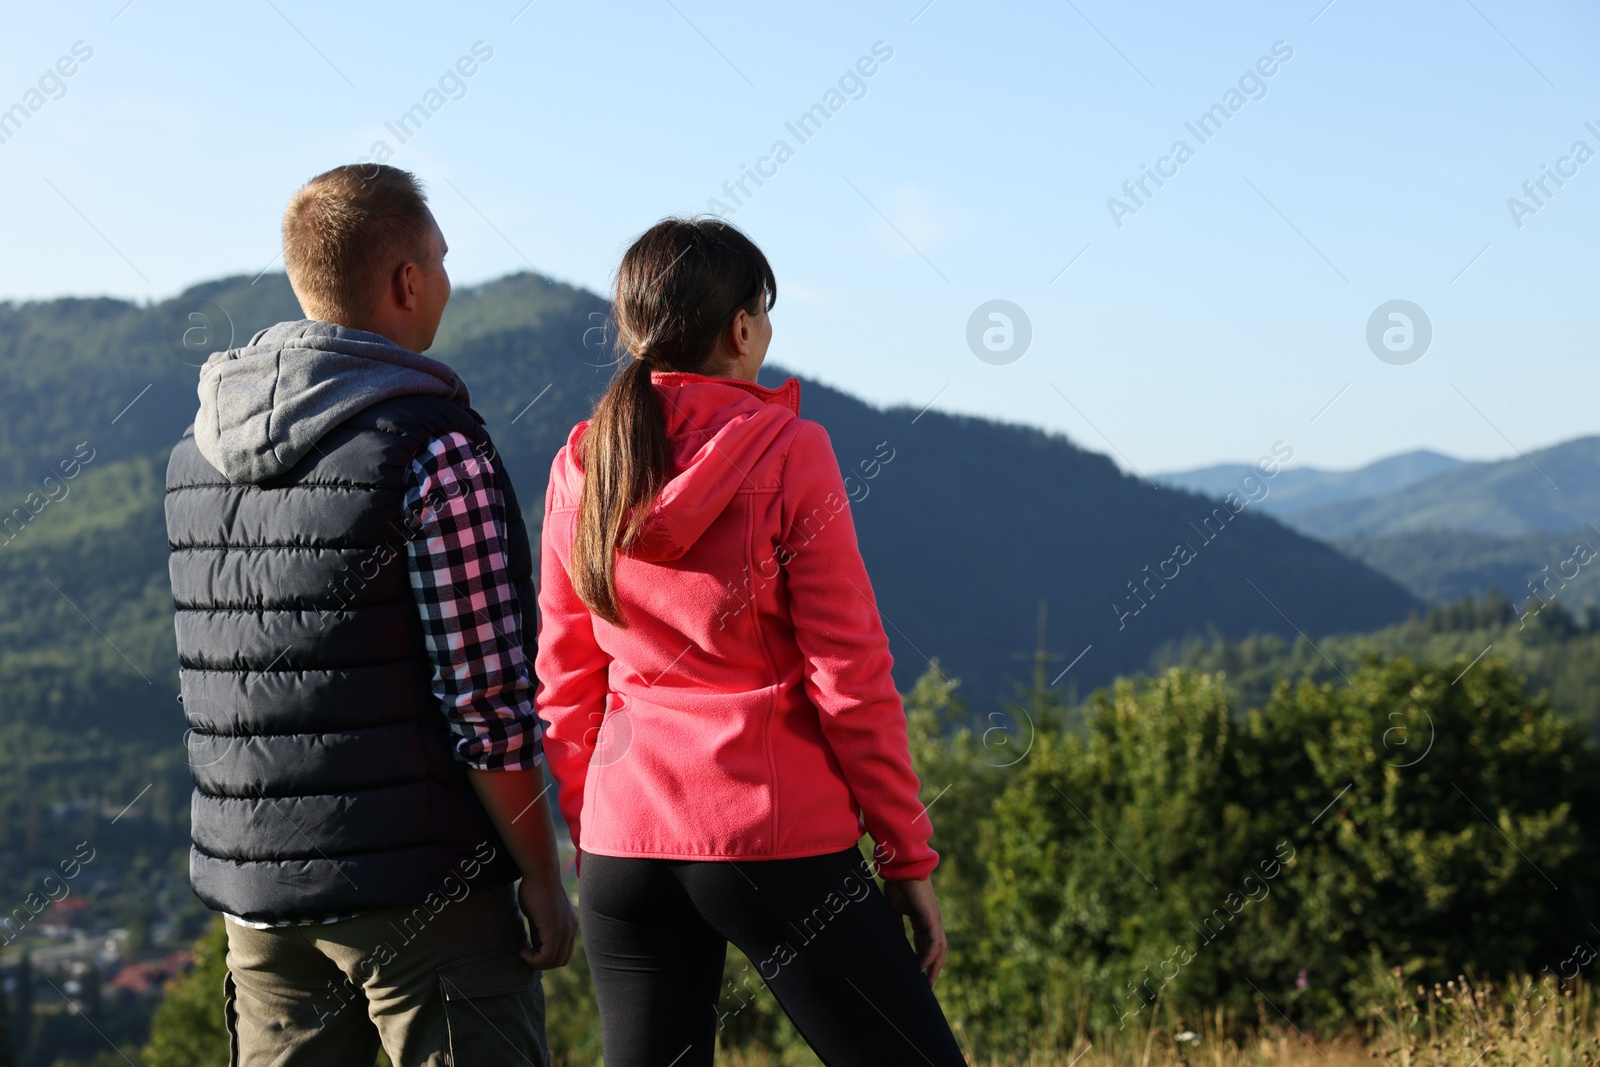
[223,882,549,1067]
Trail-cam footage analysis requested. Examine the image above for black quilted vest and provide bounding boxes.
[166,393,527,922]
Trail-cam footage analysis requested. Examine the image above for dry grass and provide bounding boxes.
[719,970,1600,1067]
[1367,969,1598,1067]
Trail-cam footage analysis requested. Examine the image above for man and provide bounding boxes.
[166,163,575,1066]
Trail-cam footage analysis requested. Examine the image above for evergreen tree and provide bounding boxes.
[10,955,29,1065]
[0,975,13,1067]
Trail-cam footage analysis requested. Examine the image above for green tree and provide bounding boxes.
[949,654,1600,1057]
[141,918,228,1067]
[11,954,31,1065]
[970,667,1249,1055]
[1235,653,1600,1017]
[0,979,13,1067]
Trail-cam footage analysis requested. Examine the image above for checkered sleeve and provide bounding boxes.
[402,432,544,772]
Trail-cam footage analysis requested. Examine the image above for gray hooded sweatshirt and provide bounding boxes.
[193,319,470,484]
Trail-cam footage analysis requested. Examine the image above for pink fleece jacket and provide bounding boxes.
[534,371,937,880]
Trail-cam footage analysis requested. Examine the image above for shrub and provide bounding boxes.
[949,654,1600,1058]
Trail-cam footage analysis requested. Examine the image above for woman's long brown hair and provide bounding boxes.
[572,217,777,627]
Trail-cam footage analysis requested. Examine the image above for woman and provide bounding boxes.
[535,217,968,1065]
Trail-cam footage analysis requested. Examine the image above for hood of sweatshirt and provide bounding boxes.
[559,372,802,563]
[192,319,470,484]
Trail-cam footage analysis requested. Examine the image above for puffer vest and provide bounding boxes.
[166,393,527,922]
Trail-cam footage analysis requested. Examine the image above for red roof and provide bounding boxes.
[107,963,164,994]
[107,952,196,995]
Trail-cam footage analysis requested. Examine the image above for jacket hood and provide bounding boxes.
[564,373,802,563]
[192,319,470,484]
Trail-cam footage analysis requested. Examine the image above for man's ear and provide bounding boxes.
[390,261,418,312]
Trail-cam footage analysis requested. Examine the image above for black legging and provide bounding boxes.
[579,846,969,1066]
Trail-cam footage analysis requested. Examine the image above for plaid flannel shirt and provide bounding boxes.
[402,431,545,773]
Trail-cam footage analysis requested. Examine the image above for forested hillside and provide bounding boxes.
[1149,589,1600,735]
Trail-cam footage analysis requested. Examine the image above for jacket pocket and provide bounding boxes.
[438,948,548,1067]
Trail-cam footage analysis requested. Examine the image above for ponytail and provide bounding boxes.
[569,216,776,628]
[572,357,668,626]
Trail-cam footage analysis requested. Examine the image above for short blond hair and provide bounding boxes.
[282,164,433,323]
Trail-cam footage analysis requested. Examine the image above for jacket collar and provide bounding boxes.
[649,370,801,415]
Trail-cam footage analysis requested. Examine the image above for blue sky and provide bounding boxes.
[0,0,1594,474]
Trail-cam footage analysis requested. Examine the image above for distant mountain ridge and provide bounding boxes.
[1160,436,1600,610]
[1154,449,1465,517]
[1281,436,1600,540]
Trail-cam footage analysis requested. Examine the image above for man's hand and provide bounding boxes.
[466,767,578,970]
[518,874,577,969]
[883,877,948,987]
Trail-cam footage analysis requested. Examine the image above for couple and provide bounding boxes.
[165,163,968,1066]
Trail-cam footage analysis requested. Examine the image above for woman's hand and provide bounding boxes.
[882,877,948,987]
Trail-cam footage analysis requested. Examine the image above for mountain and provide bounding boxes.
[0,271,1422,740]
[1161,436,1600,612]
[1282,437,1600,540]
[1153,449,1464,517]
